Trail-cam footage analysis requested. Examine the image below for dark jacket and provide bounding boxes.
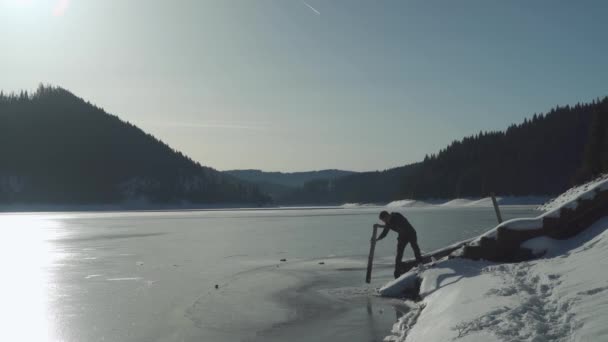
[377,212,416,240]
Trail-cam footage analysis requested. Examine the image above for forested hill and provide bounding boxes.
[282,97,608,204]
[0,85,269,205]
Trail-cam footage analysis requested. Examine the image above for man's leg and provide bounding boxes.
[394,238,407,278]
[409,231,423,262]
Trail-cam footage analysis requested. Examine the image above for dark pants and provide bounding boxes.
[395,231,422,278]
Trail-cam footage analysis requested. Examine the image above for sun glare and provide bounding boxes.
[52,0,68,16]
[0,214,65,341]
[1,0,69,16]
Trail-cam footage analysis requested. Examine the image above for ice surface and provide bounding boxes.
[0,206,541,341]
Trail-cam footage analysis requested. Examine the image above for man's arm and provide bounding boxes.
[373,224,390,241]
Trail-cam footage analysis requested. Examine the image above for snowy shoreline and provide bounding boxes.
[384,217,608,341]
[380,176,608,341]
[0,196,547,214]
[343,196,549,209]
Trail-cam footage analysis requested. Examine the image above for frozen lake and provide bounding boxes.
[0,206,539,341]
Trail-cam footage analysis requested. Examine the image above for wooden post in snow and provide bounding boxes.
[365,225,378,283]
[491,193,503,224]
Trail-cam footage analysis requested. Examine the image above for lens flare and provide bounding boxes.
[52,0,69,16]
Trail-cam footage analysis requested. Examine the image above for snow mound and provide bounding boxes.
[464,197,496,207]
[439,198,476,206]
[385,200,435,208]
[340,203,376,208]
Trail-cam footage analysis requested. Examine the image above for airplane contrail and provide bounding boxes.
[302,1,320,15]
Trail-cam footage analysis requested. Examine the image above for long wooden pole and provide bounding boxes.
[491,193,503,224]
[366,225,378,283]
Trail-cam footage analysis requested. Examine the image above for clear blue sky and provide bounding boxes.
[1,0,607,172]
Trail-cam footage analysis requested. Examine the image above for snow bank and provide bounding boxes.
[383,176,608,297]
[384,217,608,341]
[539,174,608,212]
[340,203,377,208]
[379,271,421,298]
[386,196,547,209]
[382,176,608,341]
[466,196,548,207]
[470,176,608,242]
[439,198,476,206]
[472,176,608,245]
[385,199,436,208]
[475,217,544,242]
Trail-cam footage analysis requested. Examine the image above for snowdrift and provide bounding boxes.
[385,199,438,208]
[340,203,378,208]
[385,196,547,209]
[381,177,608,341]
[539,174,608,212]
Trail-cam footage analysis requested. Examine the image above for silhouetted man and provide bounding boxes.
[373,211,423,278]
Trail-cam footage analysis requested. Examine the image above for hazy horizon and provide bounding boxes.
[2,0,607,172]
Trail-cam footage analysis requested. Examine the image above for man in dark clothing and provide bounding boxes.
[373,210,423,278]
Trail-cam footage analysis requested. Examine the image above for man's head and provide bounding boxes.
[379,211,391,224]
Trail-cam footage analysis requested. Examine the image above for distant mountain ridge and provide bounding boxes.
[224,169,356,200]
[0,85,269,205]
[224,169,356,187]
